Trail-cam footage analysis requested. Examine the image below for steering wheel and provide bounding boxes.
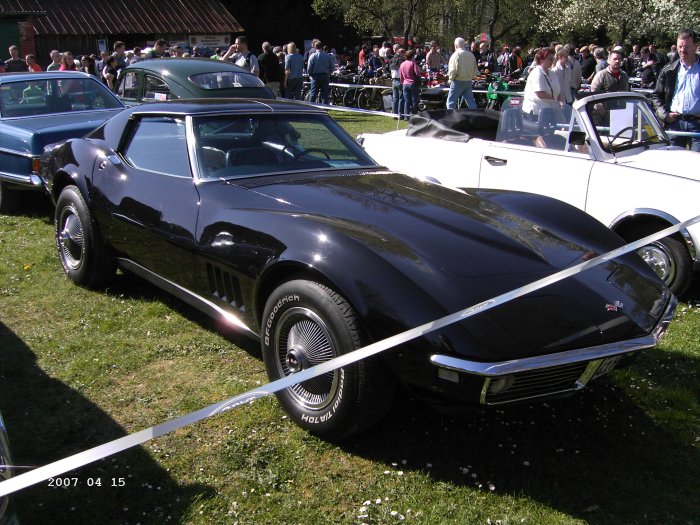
[608,126,635,148]
[296,148,331,160]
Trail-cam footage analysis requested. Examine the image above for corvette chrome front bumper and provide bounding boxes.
[430,295,678,405]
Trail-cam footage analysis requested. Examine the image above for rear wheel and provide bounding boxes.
[55,185,115,287]
[627,225,693,296]
[262,280,395,440]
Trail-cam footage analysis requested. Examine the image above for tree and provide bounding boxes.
[312,0,444,46]
[533,0,700,45]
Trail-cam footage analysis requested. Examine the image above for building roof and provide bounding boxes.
[0,0,45,16]
[1,0,243,35]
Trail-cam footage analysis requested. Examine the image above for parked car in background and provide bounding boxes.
[114,58,274,106]
[0,71,124,214]
[359,92,700,296]
[0,410,18,524]
[41,99,675,439]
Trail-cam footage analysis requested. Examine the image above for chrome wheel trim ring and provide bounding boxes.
[58,205,84,271]
[637,242,676,285]
[274,306,340,411]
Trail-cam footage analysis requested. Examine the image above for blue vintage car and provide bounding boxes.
[0,71,124,213]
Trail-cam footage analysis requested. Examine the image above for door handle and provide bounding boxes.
[485,155,507,165]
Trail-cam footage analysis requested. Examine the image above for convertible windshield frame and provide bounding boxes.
[188,112,379,181]
[584,97,669,154]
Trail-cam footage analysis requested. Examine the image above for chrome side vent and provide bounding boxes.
[206,263,244,309]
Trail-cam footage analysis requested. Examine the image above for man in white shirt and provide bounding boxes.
[446,37,477,109]
[223,36,259,77]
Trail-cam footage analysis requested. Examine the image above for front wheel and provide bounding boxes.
[55,185,115,287]
[261,280,394,440]
[628,225,693,297]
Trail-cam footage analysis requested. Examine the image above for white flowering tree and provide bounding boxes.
[534,0,700,43]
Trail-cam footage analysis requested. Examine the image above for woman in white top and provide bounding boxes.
[521,48,562,120]
[551,47,574,105]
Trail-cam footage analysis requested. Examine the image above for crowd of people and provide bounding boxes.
[3,28,698,149]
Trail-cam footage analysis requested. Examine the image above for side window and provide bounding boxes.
[122,117,190,177]
[117,71,139,99]
[144,75,175,101]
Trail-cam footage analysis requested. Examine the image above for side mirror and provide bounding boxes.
[569,130,587,146]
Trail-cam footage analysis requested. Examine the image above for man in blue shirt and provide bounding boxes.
[307,41,334,105]
[651,29,700,151]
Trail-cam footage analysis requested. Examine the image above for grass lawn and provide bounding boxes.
[0,113,698,525]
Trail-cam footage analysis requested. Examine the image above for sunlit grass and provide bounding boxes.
[0,114,698,524]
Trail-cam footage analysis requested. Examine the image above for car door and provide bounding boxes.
[478,109,595,211]
[92,115,199,286]
[115,69,141,106]
[478,142,594,211]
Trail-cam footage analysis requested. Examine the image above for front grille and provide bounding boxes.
[483,361,590,405]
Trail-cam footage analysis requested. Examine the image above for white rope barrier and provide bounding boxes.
[1,215,698,498]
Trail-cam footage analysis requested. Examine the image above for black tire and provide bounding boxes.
[262,280,395,440]
[0,181,20,215]
[358,90,383,111]
[627,225,693,297]
[55,185,115,288]
[342,90,357,108]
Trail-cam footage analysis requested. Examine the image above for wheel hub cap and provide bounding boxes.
[59,212,84,270]
[275,308,339,410]
[637,243,676,284]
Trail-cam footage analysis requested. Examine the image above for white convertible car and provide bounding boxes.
[359,92,700,296]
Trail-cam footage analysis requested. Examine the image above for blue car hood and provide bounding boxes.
[0,109,121,154]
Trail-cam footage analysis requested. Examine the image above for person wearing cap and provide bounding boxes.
[651,29,700,151]
[590,47,629,93]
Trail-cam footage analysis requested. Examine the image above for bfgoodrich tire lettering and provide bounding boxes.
[262,280,394,440]
[55,185,115,288]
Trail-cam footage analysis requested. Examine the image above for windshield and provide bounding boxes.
[189,72,265,90]
[193,113,377,179]
[0,77,123,118]
[585,97,668,153]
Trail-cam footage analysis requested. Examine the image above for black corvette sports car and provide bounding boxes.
[41,99,675,439]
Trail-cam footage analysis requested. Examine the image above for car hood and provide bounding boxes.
[1,109,121,154]
[241,171,600,279]
[615,148,700,181]
[218,170,667,359]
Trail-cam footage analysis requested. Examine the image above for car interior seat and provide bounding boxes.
[226,147,279,167]
[200,146,227,176]
[534,107,567,150]
[498,108,533,145]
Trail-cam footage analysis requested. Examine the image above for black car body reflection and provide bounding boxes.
[40,99,675,439]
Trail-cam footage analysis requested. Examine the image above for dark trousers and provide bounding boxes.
[286,77,303,100]
[309,73,330,104]
[402,83,419,117]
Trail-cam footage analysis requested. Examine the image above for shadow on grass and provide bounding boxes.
[0,321,214,524]
[100,271,262,360]
[343,360,699,525]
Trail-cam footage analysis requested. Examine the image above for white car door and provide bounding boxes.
[478,142,594,211]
